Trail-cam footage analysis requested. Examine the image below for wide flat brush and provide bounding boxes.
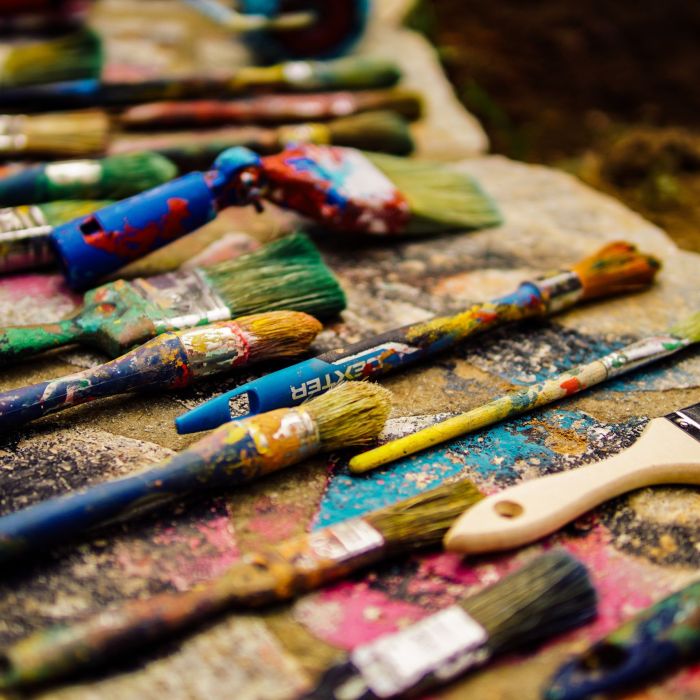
[0,382,391,565]
[0,479,482,687]
[0,200,112,273]
[304,550,596,699]
[351,310,700,472]
[0,152,177,206]
[0,110,110,158]
[0,310,322,430]
[176,241,659,433]
[0,56,400,111]
[0,28,102,87]
[545,580,700,700]
[119,89,423,129]
[444,398,700,555]
[0,232,345,362]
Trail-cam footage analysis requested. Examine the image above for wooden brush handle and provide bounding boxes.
[0,318,87,365]
[444,418,700,554]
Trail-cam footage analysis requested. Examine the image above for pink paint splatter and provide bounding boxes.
[0,273,79,305]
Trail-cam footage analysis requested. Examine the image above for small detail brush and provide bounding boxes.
[351,310,699,473]
[0,200,112,273]
[444,397,700,554]
[112,111,415,171]
[0,382,392,565]
[0,232,345,362]
[0,28,102,87]
[545,580,700,700]
[0,479,482,688]
[304,550,597,699]
[0,310,322,430]
[119,88,423,129]
[0,152,177,206]
[176,241,659,433]
[0,110,110,158]
[0,56,401,111]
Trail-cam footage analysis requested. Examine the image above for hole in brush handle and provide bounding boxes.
[493,500,524,518]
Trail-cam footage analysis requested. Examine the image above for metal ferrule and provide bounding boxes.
[278,122,331,145]
[307,519,385,565]
[0,206,55,273]
[533,270,584,313]
[0,115,27,152]
[666,401,700,443]
[250,408,321,462]
[178,322,251,378]
[131,268,230,333]
[601,334,691,379]
[44,160,102,186]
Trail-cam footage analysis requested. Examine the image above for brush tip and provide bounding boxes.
[237,310,323,359]
[669,310,700,343]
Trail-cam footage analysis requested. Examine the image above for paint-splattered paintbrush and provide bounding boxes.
[119,89,423,129]
[0,152,177,206]
[445,398,700,555]
[112,111,415,171]
[545,580,700,700]
[0,28,102,87]
[176,241,659,433]
[0,310,323,430]
[0,232,345,363]
[35,144,501,289]
[0,56,401,112]
[0,382,391,565]
[0,110,110,158]
[0,478,483,688]
[351,309,700,473]
[304,550,596,699]
[0,200,112,273]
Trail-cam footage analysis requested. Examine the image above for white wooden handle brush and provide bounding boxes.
[444,403,700,554]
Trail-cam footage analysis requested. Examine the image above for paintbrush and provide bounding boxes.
[111,111,415,171]
[34,144,501,289]
[0,382,392,565]
[0,310,323,430]
[350,310,700,473]
[444,397,700,554]
[545,580,700,700]
[176,241,659,434]
[0,479,483,688]
[0,28,102,87]
[0,56,401,112]
[304,550,596,699]
[0,152,177,206]
[0,110,110,158]
[0,232,345,363]
[0,200,112,274]
[119,88,423,129]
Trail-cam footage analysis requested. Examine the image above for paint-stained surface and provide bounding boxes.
[0,3,700,700]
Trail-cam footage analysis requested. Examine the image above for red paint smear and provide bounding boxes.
[560,376,583,395]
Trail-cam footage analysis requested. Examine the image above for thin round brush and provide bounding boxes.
[0,232,346,362]
[0,310,323,430]
[0,152,177,206]
[305,551,597,699]
[0,200,112,273]
[0,111,110,158]
[0,382,392,565]
[0,479,482,688]
[0,28,102,87]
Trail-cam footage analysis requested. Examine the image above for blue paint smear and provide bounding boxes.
[314,408,642,529]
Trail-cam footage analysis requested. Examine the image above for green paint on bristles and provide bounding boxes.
[0,29,103,88]
[326,111,414,155]
[309,56,401,90]
[202,232,346,320]
[37,200,115,225]
[669,310,700,342]
[365,152,503,234]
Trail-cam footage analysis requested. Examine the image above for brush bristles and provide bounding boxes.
[98,152,178,198]
[0,29,103,87]
[203,232,346,320]
[327,111,414,155]
[304,382,392,450]
[572,241,661,300]
[38,200,114,225]
[18,111,110,157]
[237,310,322,361]
[669,310,700,343]
[366,479,484,550]
[364,152,503,234]
[461,551,597,657]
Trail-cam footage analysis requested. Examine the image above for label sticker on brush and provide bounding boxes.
[351,606,488,697]
[602,334,691,378]
[45,160,102,186]
[132,269,230,332]
[666,401,700,443]
[308,519,385,563]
